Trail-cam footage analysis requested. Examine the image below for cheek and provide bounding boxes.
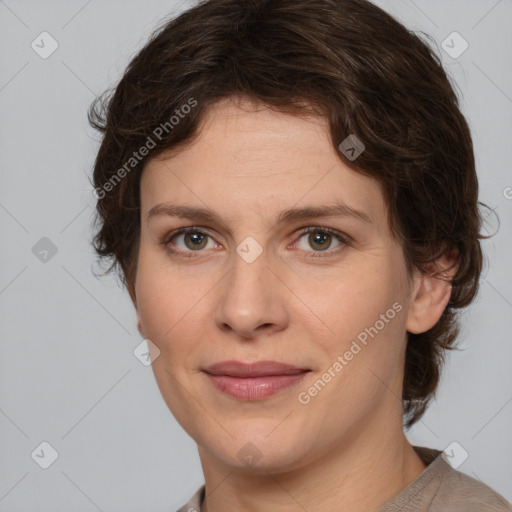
[135,251,179,343]
[303,261,407,392]
[304,263,400,338]
[135,251,210,358]
[297,286,406,429]
[134,255,214,437]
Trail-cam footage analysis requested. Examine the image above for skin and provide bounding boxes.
[134,96,456,512]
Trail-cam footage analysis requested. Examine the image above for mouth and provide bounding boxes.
[203,360,310,377]
[202,360,311,400]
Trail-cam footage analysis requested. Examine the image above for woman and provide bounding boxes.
[88,0,512,510]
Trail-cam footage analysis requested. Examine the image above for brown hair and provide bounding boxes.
[88,0,494,428]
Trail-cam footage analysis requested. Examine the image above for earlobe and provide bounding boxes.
[130,283,144,336]
[135,308,145,338]
[406,249,458,335]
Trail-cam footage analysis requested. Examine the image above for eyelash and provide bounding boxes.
[161,226,351,259]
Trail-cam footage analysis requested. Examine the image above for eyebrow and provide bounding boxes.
[147,200,373,228]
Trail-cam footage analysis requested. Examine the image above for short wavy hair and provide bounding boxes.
[88,0,493,428]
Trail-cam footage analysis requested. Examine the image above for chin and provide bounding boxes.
[199,426,312,474]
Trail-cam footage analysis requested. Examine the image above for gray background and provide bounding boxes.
[1,0,511,510]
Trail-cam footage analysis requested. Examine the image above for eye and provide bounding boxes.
[163,227,218,256]
[293,227,349,257]
[162,226,350,258]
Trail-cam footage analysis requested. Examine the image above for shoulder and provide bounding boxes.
[431,455,512,511]
[176,485,204,512]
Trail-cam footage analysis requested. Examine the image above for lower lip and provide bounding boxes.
[204,372,309,400]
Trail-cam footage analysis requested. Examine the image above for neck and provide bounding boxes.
[198,408,427,512]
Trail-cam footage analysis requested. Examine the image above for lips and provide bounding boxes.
[203,360,311,401]
[203,360,310,377]
[204,361,311,402]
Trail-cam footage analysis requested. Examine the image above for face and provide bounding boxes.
[135,97,421,473]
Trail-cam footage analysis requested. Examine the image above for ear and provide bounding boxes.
[127,284,146,339]
[130,286,145,338]
[136,308,145,338]
[406,248,459,334]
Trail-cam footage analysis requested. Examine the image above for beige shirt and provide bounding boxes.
[176,446,512,511]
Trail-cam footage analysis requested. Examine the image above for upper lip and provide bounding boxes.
[203,360,310,377]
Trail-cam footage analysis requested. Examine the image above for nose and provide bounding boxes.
[214,247,289,340]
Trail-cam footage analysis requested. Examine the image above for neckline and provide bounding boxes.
[193,445,447,512]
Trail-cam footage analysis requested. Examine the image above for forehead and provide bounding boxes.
[141,98,387,231]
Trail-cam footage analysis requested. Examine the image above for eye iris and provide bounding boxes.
[185,232,207,250]
[309,231,331,251]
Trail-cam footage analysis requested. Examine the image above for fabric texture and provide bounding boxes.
[176,445,512,512]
